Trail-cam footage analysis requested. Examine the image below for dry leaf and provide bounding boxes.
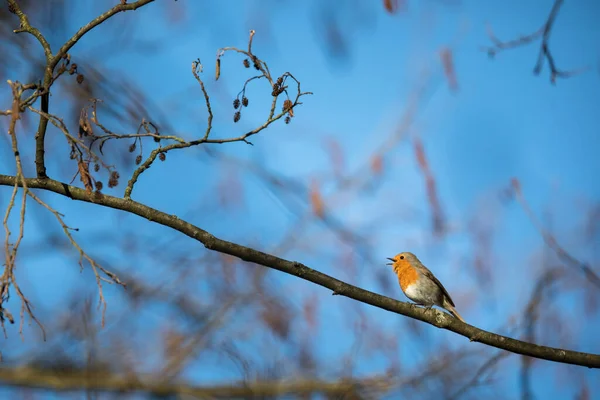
[79,109,93,137]
[78,161,93,194]
[260,300,290,339]
[309,180,324,218]
[303,294,318,332]
[383,0,398,14]
[576,383,589,400]
[413,138,445,236]
[511,177,521,192]
[440,47,458,92]
[371,154,383,175]
[414,139,427,169]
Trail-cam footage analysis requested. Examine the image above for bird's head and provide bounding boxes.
[386,252,418,268]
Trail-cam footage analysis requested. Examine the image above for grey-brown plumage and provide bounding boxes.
[387,252,465,322]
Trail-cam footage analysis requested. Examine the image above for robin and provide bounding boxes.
[386,252,465,322]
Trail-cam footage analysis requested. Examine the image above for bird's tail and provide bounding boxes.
[442,298,465,323]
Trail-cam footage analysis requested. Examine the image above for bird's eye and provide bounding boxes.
[400,255,404,260]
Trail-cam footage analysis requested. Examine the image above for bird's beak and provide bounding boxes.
[386,257,395,265]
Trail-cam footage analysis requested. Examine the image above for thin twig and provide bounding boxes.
[2,81,45,339]
[448,351,509,400]
[123,35,311,199]
[26,191,126,328]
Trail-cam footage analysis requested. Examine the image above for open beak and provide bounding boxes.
[386,257,395,265]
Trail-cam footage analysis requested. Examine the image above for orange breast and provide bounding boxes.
[394,261,419,292]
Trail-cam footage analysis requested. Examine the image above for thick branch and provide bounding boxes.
[0,175,599,368]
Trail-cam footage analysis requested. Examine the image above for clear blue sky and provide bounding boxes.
[1,0,599,398]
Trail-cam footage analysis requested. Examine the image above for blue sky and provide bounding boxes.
[1,0,599,398]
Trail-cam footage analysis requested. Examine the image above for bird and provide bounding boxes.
[386,252,465,323]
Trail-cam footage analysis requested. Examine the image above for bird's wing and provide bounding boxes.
[416,265,456,307]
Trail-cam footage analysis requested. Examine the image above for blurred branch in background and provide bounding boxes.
[0,366,395,399]
[520,267,564,400]
[511,178,600,289]
[482,0,589,83]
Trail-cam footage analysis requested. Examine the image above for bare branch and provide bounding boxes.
[9,0,157,178]
[2,82,123,334]
[1,175,599,368]
[2,81,45,339]
[26,189,125,327]
[123,47,311,199]
[6,0,53,61]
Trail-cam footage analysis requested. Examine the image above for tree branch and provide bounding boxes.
[6,0,53,178]
[0,175,598,368]
[6,0,157,178]
[0,366,391,398]
[483,0,587,83]
[6,0,53,61]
